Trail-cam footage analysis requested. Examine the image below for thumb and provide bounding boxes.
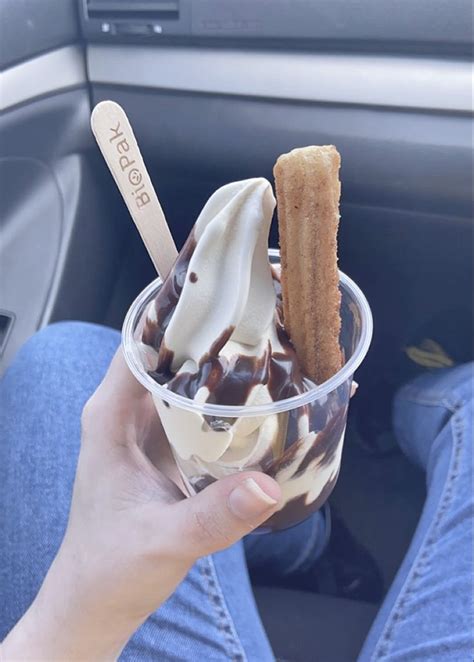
[170,472,282,558]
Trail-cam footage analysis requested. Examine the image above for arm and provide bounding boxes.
[1,349,280,661]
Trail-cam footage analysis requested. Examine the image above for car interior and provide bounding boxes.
[0,1,472,660]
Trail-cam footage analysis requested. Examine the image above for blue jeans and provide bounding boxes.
[1,323,472,661]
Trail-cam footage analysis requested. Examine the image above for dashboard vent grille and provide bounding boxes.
[86,0,179,19]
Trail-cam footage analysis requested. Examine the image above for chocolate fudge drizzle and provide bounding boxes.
[144,231,196,381]
[144,246,307,407]
[143,231,197,351]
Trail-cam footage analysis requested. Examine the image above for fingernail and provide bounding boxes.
[228,478,278,521]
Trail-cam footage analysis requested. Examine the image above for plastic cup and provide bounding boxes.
[123,249,373,531]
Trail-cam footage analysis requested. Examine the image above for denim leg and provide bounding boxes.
[0,321,120,638]
[122,547,273,661]
[0,323,274,661]
[359,364,473,662]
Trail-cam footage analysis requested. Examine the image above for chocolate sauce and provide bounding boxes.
[265,404,346,480]
[149,346,175,384]
[207,350,270,407]
[167,339,269,407]
[295,405,347,476]
[143,231,309,409]
[272,266,285,325]
[142,230,196,351]
[265,434,303,478]
[267,323,305,401]
[208,326,235,359]
[145,275,307,408]
[265,469,340,531]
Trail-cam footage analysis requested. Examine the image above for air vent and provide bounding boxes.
[87,0,179,20]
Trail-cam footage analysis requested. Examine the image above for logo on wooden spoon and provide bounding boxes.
[109,121,150,209]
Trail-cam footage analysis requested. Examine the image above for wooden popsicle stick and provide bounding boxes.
[90,100,178,280]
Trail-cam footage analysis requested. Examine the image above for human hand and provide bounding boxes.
[2,349,281,661]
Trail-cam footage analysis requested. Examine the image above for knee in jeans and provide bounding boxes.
[13,322,120,374]
[397,364,474,412]
[393,364,473,467]
[22,321,100,356]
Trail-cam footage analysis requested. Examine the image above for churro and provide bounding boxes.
[274,145,342,384]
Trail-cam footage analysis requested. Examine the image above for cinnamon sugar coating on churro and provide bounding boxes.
[274,145,342,384]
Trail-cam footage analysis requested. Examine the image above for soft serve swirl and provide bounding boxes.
[143,177,307,407]
[140,178,345,528]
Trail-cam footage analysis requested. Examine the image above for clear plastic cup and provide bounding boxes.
[122,249,373,531]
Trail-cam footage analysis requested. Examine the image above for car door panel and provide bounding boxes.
[0,9,131,372]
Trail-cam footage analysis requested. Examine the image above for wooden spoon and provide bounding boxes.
[91,100,178,280]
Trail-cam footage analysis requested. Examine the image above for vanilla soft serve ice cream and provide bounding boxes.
[138,178,348,529]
